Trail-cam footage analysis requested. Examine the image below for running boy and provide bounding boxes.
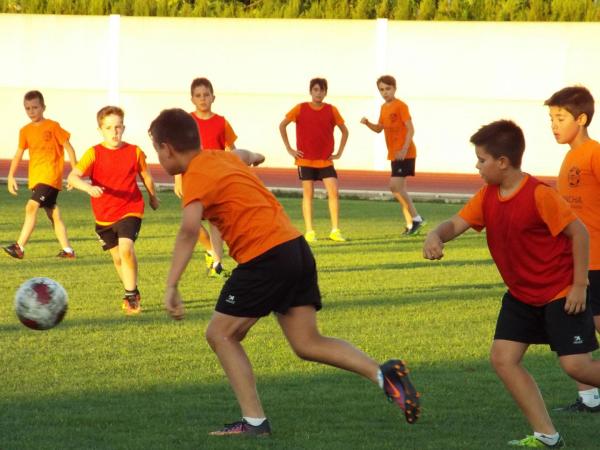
[546,86,600,413]
[279,77,349,243]
[68,106,159,315]
[3,90,77,259]
[423,119,600,448]
[174,77,240,277]
[361,75,424,235]
[149,108,420,435]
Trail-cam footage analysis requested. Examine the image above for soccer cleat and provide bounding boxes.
[406,219,426,235]
[204,252,214,272]
[508,435,565,448]
[328,228,346,242]
[122,292,141,315]
[553,397,600,413]
[304,230,317,243]
[380,359,420,424]
[56,249,76,259]
[208,262,230,279]
[3,243,24,259]
[209,419,271,436]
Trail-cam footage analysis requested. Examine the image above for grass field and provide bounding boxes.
[0,187,597,450]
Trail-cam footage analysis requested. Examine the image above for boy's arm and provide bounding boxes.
[279,118,303,158]
[6,147,26,195]
[138,165,160,210]
[63,139,78,169]
[562,218,590,315]
[232,148,265,167]
[67,167,104,198]
[173,174,183,198]
[164,200,204,320]
[395,120,415,161]
[360,117,383,133]
[423,215,471,260]
[330,124,349,160]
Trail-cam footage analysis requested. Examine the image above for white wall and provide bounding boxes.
[1,14,599,175]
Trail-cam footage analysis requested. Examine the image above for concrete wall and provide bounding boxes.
[1,14,599,176]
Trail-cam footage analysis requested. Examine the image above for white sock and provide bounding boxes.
[579,388,600,407]
[212,261,221,269]
[412,215,423,222]
[377,369,384,389]
[533,432,560,446]
[243,416,266,426]
[63,247,74,254]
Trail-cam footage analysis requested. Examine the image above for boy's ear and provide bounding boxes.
[497,155,511,169]
[576,113,588,126]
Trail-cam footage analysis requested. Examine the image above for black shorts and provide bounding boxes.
[298,165,337,181]
[494,291,599,356]
[95,216,142,251]
[31,183,59,208]
[589,270,600,316]
[390,158,416,177]
[216,236,322,318]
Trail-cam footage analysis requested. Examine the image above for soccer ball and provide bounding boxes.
[14,277,68,330]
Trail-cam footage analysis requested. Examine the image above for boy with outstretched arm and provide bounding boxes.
[423,119,600,448]
[149,108,420,436]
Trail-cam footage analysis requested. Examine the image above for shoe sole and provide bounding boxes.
[384,360,421,424]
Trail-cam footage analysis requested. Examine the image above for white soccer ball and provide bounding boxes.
[14,277,68,330]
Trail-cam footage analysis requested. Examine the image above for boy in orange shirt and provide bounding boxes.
[68,106,159,315]
[4,90,77,259]
[361,75,424,235]
[174,77,240,277]
[546,86,600,413]
[424,119,600,448]
[149,108,420,436]
[279,78,349,243]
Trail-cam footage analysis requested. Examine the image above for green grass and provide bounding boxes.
[0,188,597,450]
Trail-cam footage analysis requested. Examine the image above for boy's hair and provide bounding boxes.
[149,108,200,152]
[24,90,45,106]
[470,120,525,168]
[544,86,595,127]
[309,78,328,91]
[377,75,396,88]
[190,77,214,95]
[97,106,124,126]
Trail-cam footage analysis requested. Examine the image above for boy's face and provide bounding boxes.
[475,146,504,185]
[377,82,396,103]
[191,85,215,113]
[548,106,585,145]
[152,139,182,176]
[24,98,45,122]
[99,114,125,148]
[310,85,327,104]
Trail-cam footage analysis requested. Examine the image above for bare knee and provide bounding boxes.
[289,335,322,361]
[560,356,589,380]
[490,350,515,375]
[205,324,248,350]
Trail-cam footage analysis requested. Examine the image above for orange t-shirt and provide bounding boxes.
[182,151,301,263]
[19,119,70,190]
[285,103,344,168]
[460,177,577,300]
[557,139,600,270]
[378,98,416,160]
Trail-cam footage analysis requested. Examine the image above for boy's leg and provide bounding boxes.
[301,180,315,236]
[322,177,340,231]
[559,353,600,387]
[205,312,263,417]
[117,237,138,292]
[45,205,73,251]
[16,199,41,248]
[389,177,417,228]
[490,339,556,435]
[277,305,379,382]
[108,246,124,284]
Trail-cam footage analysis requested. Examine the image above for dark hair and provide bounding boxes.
[190,77,214,95]
[544,86,594,127]
[97,106,124,126]
[24,90,45,106]
[309,78,328,91]
[470,120,525,168]
[376,75,396,88]
[149,108,200,152]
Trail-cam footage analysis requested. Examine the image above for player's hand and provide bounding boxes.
[286,147,302,159]
[564,284,587,315]
[87,185,104,198]
[423,232,445,260]
[329,152,342,161]
[7,176,18,195]
[251,152,266,166]
[149,195,160,210]
[360,117,369,125]
[66,182,74,191]
[164,286,184,320]
[394,149,408,161]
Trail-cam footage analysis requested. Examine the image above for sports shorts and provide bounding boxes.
[494,291,598,356]
[216,236,322,318]
[31,183,59,208]
[297,165,337,181]
[589,270,600,316]
[95,216,142,251]
[390,158,416,177]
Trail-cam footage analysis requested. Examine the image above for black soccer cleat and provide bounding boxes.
[380,359,421,424]
[209,419,271,436]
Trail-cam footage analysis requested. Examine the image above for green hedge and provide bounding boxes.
[2,0,600,21]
